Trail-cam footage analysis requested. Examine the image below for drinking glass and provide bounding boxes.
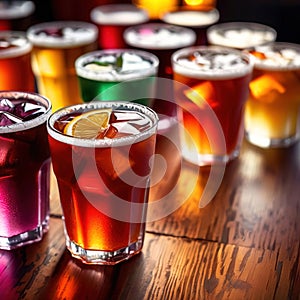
[0,31,35,91]
[124,23,196,79]
[27,21,98,111]
[75,48,159,106]
[47,101,158,265]
[0,1,35,31]
[207,22,277,50]
[90,4,149,49]
[245,42,300,148]
[0,91,52,250]
[161,8,219,45]
[172,46,253,165]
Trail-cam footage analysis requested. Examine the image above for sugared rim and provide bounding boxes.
[171,45,254,80]
[162,8,220,28]
[90,4,149,25]
[0,1,35,19]
[27,21,98,48]
[0,91,52,134]
[47,101,159,148]
[207,21,277,49]
[123,22,196,50]
[0,31,32,58]
[250,42,300,70]
[75,49,159,81]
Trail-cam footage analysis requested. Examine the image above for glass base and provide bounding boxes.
[182,149,240,166]
[245,131,299,148]
[66,234,144,265]
[0,218,49,250]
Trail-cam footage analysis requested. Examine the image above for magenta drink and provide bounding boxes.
[0,91,51,250]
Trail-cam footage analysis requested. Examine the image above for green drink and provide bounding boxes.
[75,49,159,106]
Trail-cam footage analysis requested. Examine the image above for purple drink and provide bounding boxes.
[0,91,51,250]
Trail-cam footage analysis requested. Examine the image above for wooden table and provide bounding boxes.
[1,139,299,299]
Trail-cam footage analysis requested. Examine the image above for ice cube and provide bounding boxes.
[0,99,14,113]
[13,101,45,120]
[0,112,22,126]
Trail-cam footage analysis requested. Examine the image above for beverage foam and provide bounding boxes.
[172,46,253,79]
[162,9,219,27]
[47,102,158,148]
[27,21,98,48]
[124,23,196,50]
[75,50,159,81]
[0,1,35,19]
[0,31,32,58]
[250,43,300,71]
[207,22,277,49]
[91,4,148,25]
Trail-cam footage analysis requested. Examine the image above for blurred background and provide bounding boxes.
[28,0,300,44]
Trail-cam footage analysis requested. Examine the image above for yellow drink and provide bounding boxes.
[245,43,300,148]
[27,21,98,111]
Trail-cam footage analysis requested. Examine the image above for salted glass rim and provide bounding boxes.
[47,101,159,148]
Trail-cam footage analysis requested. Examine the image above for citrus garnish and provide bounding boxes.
[64,108,112,139]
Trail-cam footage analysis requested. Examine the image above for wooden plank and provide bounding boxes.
[0,218,65,300]
[147,141,300,251]
[35,233,299,300]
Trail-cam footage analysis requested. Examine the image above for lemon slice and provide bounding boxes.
[64,108,112,138]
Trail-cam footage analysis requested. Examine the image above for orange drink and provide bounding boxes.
[0,31,35,91]
[172,46,253,165]
[27,21,98,111]
[47,101,158,265]
[245,42,300,148]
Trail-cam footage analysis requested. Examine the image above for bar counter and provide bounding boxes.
[0,139,299,299]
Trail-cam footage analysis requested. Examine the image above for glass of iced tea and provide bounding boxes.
[245,42,300,148]
[0,91,51,250]
[27,21,98,112]
[0,1,35,31]
[0,31,35,91]
[207,22,277,50]
[90,4,149,49]
[161,8,220,45]
[172,46,253,165]
[75,48,159,106]
[47,101,158,265]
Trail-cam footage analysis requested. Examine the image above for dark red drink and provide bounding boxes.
[90,4,149,49]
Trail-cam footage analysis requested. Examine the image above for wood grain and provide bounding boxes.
[0,218,65,300]
[147,141,300,252]
[36,233,299,300]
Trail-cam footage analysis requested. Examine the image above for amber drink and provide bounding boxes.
[27,21,98,111]
[172,46,253,165]
[245,42,300,148]
[0,91,51,250]
[47,101,158,265]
